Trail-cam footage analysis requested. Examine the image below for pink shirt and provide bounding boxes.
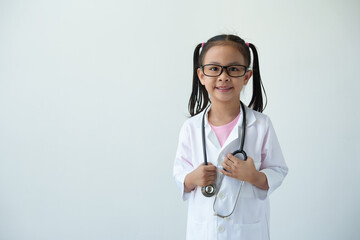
[209,112,241,147]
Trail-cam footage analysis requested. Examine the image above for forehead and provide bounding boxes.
[203,45,245,65]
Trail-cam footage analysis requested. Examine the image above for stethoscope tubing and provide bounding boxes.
[200,101,248,217]
[201,101,247,197]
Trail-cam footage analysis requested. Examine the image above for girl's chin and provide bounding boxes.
[211,96,240,104]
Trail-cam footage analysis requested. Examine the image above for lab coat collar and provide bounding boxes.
[202,104,256,129]
[202,104,256,149]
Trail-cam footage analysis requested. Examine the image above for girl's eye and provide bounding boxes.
[210,67,219,71]
[229,67,240,72]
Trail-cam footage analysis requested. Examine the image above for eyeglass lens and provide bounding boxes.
[202,64,246,77]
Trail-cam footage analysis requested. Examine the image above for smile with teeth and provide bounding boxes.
[215,86,233,92]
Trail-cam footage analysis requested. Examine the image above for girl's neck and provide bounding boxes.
[208,101,241,126]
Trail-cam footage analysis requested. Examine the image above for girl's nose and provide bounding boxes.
[218,70,230,81]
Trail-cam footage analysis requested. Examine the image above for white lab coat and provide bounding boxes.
[173,105,288,240]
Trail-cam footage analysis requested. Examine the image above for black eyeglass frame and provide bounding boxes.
[200,64,249,77]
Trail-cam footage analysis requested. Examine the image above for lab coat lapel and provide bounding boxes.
[204,109,221,149]
[219,105,256,158]
[219,106,244,154]
[207,129,221,149]
[220,124,241,152]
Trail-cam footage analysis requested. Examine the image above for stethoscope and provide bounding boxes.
[201,101,247,218]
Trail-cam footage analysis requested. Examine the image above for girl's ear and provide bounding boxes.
[243,70,253,85]
[197,68,205,85]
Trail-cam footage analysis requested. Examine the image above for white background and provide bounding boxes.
[1,0,359,239]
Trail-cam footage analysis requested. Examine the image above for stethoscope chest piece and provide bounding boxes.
[201,184,216,197]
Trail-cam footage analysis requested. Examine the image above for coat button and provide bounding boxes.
[218,225,225,233]
[218,192,225,200]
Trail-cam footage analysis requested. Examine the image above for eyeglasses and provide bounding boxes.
[200,64,248,77]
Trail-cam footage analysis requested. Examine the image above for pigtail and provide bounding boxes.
[188,43,210,116]
[248,43,267,113]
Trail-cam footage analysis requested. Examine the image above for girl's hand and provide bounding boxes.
[221,153,269,190]
[184,163,217,192]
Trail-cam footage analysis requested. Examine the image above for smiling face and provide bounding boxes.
[197,44,253,105]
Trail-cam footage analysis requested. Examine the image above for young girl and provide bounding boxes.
[173,34,288,240]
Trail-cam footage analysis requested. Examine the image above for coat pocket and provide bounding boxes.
[233,220,266,240]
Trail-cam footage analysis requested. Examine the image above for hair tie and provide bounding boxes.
[201,42,206,48]
[245,42,250,47]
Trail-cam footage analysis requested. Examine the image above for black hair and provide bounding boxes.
[188,34,267,116]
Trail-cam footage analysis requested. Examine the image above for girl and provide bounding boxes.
[173,34,288,240]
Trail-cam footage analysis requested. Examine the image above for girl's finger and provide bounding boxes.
[221,169,232,177]
[205,165,217,171]
[207,174,217,180]
[206,177,216,183]
[225,156,234,164]
[222,161,232,169]
[207,179,216,184]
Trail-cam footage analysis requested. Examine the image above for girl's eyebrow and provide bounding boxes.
[207,61,243,65]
